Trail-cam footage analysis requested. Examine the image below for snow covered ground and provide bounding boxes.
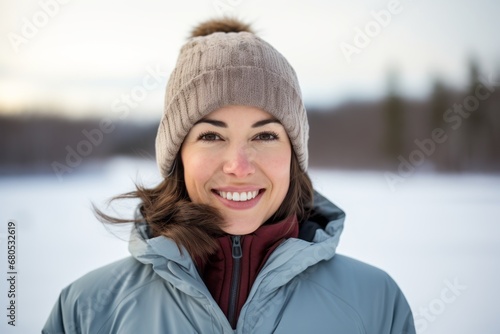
[1,157,499,333]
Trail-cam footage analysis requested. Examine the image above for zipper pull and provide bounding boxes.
[231,236,242,259]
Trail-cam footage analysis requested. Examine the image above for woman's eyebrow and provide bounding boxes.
[194,119,227,127]
[252,119,281,128]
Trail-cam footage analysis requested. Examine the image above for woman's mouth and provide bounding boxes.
[217,190,259,202]
[211,189,265,209]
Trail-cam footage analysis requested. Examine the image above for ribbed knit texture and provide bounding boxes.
[156,31,308,176]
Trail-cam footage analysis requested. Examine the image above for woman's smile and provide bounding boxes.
[211,187,265,211]
[213,188,261,202]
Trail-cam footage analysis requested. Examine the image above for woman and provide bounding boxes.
[43,18,415,333]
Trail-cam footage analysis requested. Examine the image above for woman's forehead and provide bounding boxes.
[201,105,280,124]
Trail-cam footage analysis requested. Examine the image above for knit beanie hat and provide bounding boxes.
[155,18,309,177]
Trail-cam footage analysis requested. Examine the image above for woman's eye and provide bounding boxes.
[198,132,221,141]
[254,132,279,141]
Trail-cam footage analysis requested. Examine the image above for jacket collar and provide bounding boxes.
[130,224,204,291]
[302,190,346,243]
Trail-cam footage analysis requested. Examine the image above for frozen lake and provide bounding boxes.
[1,158,499,333]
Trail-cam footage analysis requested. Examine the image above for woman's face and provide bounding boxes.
[181,105,292,235]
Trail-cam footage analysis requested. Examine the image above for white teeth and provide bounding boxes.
[218,190,259,202]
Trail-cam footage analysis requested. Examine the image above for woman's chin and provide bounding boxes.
[220,220,262,236]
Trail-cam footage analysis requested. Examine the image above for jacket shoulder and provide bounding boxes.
[64,256,158,295]
[326,254,396,285]
[302,254,415,334]
[305,254,405,302]
[43,257,161,334]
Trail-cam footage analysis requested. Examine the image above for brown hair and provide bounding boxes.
[94,151,313,262]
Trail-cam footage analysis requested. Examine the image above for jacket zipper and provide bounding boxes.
[228,235,242,328]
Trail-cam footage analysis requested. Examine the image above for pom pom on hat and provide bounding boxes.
[155,18,309,177]
[190,17,254,37]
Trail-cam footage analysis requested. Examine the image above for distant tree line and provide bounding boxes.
[377,59,500,173]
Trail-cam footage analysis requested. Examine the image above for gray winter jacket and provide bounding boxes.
[43,192,415,333]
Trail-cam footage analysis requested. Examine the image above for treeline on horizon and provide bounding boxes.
[1,63,499,176]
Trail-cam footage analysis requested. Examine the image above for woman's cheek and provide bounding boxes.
[191,152,221,182]
[198,150,220,168]
[262,148,291,171]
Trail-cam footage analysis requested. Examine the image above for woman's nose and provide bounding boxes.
[222,145,255,177]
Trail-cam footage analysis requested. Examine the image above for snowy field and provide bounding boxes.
[0,157,499,333]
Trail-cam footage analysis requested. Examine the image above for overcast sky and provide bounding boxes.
[1,0,499,119]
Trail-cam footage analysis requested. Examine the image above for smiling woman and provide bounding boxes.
[42,17,416,334]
